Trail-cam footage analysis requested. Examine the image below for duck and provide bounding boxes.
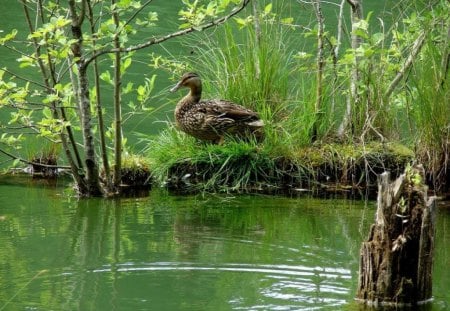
[170,72,264,144]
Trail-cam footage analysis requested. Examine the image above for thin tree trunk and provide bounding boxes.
[112,0,122,191]
[252,0,261,80]
[87,0,113,192]
[334,0,346,59]
[330,0,346,116]
[312,0,325,141]
[69,0,102,196]
[78,65,102,196]
[337,0,363,139]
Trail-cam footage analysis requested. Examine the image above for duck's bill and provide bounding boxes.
[170,82,182,92]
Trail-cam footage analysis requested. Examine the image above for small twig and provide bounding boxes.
[0,270,48,311]
[2,68,49,90]
[121,0,155,31]
[0,147,70,169]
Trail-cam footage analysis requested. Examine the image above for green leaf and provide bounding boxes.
[137,85,146,96]
[234,17,251,28]
[122,82,134,94]
[43,107,53,119]
[0,29,18,44]
[100,71,113,85]
[218,0,230,10]
[179,23,191,30]
[148,11,158,22]
[122,57,132,72]
[372,32,384,45]
[205,2,216,16]
[12,158,21,167]
[281,17,294,25]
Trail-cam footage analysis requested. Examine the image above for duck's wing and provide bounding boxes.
[202,100,260,121]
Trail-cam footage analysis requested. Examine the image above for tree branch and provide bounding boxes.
[346,0,357,9]
[384,31,426,99]
[122,0,155,31]
[83,0,250,67]
[0,146,71,170]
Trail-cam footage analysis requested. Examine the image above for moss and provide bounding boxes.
[120,155,152,187]
[145,134,414,194]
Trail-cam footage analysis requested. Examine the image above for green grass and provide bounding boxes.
[184,19,315,148]
[409,37,450,191]
[143,124,281,192]
[141,0,448,193]
[142,119,414,192]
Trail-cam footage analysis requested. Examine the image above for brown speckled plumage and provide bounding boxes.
[170,72,264,143]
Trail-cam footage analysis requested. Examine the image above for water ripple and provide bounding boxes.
[89,261,351,280]
[82,261,352,310]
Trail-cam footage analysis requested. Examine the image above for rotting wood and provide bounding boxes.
[356,164,436,307]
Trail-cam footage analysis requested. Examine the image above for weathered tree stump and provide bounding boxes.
[356,164,437,307]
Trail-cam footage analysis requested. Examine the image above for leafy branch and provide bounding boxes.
[83,0,251,68]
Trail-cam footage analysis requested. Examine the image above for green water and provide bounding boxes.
[0,176,449,310]
[1,1,449,310]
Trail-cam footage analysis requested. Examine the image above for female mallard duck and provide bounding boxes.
[170,72,264,144]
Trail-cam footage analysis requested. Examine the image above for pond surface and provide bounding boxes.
[0,176,449,311]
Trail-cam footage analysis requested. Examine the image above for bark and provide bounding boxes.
[77,65,102,196]
[252,0,261,80]
[312,0,325,141]
[356,165,436,307]
[69,0,103,196]
[330,0,346,116]
[86,0,112,191]
[112,0,122,190]
[337,0,363,139]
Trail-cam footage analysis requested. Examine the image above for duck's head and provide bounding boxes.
[170,72,201,93]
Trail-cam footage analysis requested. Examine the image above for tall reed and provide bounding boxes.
[409,37,449,191]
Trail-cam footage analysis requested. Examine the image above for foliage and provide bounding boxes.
[0,0,448,194]
[0,0,251,196]
[143,0,447,192]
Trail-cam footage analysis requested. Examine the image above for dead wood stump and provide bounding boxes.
[356,164,437,307]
